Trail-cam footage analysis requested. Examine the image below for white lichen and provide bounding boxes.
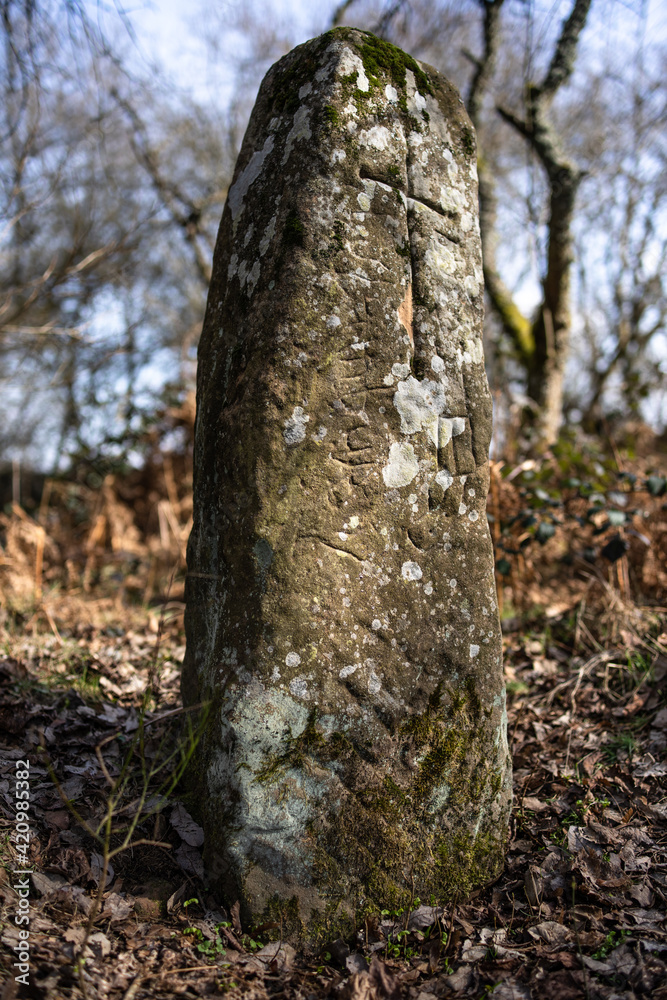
[382,441,419,487]
[282,106,312,165]
[401,561,423,581]
[358,125,391,150]
[259,215,277,256]
[283,406,310,445]
[289,677,309,698]
[228,135,275,221]
[435,469,453,491]
[394,376,446,445]
[337,47,369,91]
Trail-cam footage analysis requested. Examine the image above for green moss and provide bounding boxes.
[270,32,341,116]
[322,26,352,44]
[253,708,324,784]
[432,830,504,900]
[359,35,433,100]
[244,669,507,938]
[333,31,434,119]
[321,104,340,128]
[271,56,316,115]
[283,210,305,249]
[366,866,411,912]
[263,894,305,940]
[383,775,406,803]
[460,125,475,156]
[317,219,345,261]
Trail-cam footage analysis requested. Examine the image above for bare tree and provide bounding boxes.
[465,0,592,445]
[4,0,664,469]
[571,47,667,425]
[324,0,595,443]
[0,0,232,466]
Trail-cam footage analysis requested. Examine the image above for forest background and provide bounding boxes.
[0,2,666,999]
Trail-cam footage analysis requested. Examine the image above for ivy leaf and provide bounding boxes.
[646,475,666,497]
[535,522,556,545]
[601,534,628,563]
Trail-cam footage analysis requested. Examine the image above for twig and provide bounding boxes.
[163,966,221,975]
[122,976,144,1000]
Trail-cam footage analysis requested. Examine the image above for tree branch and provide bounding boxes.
[331,0,359,27]
[464,0,534,363]
[372,0,409,39]
[539,0,593,101]
[467,0,506,130]
[491,0,592,439]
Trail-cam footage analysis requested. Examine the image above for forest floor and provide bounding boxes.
[1,430,666,999]
[0,593,665,1000]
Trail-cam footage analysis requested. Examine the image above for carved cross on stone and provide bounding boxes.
[183,27,511,941]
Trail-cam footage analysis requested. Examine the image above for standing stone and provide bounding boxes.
[183,27,511,939]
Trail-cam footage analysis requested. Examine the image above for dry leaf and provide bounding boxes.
[528,921,572,946]
[170,803,204,847]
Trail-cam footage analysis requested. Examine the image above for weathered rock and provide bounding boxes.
[183,27,511,940]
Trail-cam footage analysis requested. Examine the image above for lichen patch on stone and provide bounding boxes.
[227,135,275,221]
[401,560,423,581]
[283,406,309,445]
[382,441,419,487]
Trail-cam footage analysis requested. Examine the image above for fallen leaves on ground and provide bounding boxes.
[0,599,666,999]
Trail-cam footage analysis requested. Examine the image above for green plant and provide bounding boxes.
[183,926,203,941]
[592,929,629,959]
[242,935,263,951]
[603,732,637,762]
[197,935,226,958]
[492,437,665,591]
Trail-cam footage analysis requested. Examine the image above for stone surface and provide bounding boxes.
[183,27,511,939]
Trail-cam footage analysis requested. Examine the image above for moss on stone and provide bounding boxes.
[269,33,334,116]
[321,103,340,128]
[432,830,504,900]
[187,23,509,943]
[263,894,305,940]
[248,677,507,927]
[283,210,306,249]
[460,124,475,157]
[317,220,346,262]
[253,708,325,784]
[359,35,433,100]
